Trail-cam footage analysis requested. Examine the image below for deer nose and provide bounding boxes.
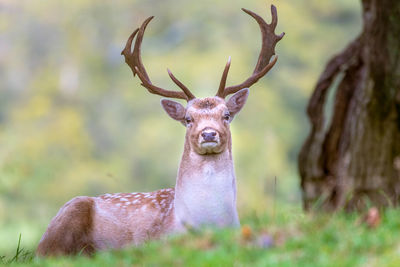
[201,129,217,142]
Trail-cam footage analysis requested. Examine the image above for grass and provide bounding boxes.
[0,234,34,265]
[2,207,400,266]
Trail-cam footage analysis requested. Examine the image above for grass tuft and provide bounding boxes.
[1,234,34,265]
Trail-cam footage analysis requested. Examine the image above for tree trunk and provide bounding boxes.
[298,0,400,211]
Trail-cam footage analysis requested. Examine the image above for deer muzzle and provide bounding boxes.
[200,128,219,148]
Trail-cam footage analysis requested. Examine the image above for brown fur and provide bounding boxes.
[36,197,95,257]
[192,98,218,109]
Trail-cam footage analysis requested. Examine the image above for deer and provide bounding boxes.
[36,4,284,256]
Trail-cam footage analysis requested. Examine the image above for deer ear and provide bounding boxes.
[161,99,186,123]
[226,88,249,119]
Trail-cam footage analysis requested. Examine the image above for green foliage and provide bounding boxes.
[3,208,400,266]
[0,0,362,255]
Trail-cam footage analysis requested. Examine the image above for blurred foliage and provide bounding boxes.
[0,0,361,253]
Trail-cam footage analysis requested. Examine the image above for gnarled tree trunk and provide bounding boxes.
[299,0,400,211]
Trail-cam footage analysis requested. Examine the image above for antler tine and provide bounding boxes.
[121,17,195,101]
[216,56,232,98]
[167,69,196,100]
[216,5,285,98]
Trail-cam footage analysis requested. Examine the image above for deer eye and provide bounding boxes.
[223,113,231,121]
[185,116,192,125]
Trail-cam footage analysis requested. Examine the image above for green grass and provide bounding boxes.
[0,234,34,265]
[3,208,400,266]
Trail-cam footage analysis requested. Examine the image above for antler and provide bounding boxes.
[216,5,285,99]
[121,17,196,101]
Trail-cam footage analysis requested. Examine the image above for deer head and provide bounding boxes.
[121,5,284,156]
[161,93,249,155]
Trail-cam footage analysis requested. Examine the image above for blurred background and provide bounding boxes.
[0,0,361,254]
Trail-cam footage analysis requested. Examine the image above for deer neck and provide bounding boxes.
[173,137,239,229]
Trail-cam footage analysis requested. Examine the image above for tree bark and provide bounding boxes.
[299,0,400,211]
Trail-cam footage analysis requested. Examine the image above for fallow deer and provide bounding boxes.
[36,4,284,256]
